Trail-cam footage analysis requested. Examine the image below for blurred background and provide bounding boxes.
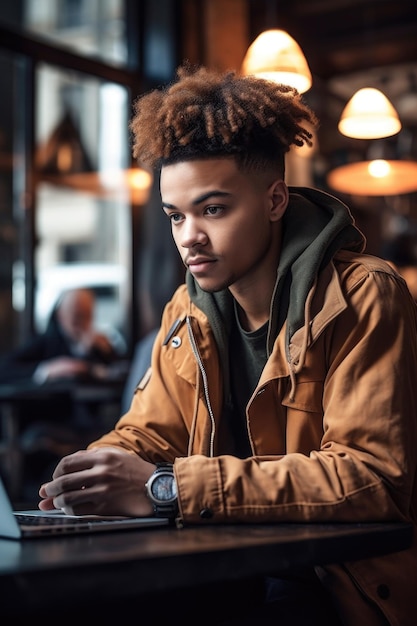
[0,0,416,356]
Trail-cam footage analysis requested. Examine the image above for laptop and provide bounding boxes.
[0,477,169,539]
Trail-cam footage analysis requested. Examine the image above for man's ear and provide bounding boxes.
[269,179,289,222]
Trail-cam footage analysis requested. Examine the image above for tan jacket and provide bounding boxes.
[92,249,417,626]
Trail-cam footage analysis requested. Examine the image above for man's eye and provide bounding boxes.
[206,205,223,216]
[168,213,182,223]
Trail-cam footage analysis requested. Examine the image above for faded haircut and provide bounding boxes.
[130,63,318,177]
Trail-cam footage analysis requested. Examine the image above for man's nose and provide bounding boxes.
[179,219,207,248]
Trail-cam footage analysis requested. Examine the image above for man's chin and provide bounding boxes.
[194,277,229,293]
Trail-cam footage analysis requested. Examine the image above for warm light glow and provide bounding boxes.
[101,167,153,204]
[367,159,391,178]
[241,29,312,94]
[327,160,417,196]
[43,167,153,205]
[338,88,402,139]
[125,168,153,192]
[57,144,74,172]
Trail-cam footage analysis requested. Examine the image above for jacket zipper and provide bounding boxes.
[186,316,216,457]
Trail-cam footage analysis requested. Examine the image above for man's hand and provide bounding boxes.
[81,330,115,355]
[38,356,90,380]
[38,447,155,517]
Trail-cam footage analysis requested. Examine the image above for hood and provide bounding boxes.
[269,186,365,355]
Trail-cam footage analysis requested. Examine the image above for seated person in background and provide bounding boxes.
[0,287,122,385]
[0,288,126,498]
[38,66,417,625]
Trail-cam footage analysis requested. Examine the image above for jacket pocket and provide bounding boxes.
[282,378,324,413]
[281,379,325,454]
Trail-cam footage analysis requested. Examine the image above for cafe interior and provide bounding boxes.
[0,0,417,504]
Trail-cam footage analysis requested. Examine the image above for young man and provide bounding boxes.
[38,65,417,625]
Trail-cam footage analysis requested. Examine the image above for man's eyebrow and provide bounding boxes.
[162,190,231,210]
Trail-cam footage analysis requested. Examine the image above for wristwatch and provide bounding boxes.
[145,462,178,519]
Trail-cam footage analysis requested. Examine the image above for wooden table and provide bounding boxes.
[0,520,412,621]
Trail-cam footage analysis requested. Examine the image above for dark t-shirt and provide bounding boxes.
[228,303,268,458]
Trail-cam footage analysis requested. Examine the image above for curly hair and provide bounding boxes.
[130,64,318,175]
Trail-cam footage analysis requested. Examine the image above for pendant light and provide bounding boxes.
[337,2,401,141]
[328,77,417,197]
[327,159,417,196]
[241,28,312,93]
[35,109,94,176]
[36,110,153,205]
[329,3,416,197]
[338,87,402,140]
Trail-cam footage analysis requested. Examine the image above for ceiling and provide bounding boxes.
[258,0,417,81]
[249,0,417,82]
[249,0,417,155]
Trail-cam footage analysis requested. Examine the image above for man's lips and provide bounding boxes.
[186,256,216,272]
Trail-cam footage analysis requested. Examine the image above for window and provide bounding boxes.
[0,0,181,355]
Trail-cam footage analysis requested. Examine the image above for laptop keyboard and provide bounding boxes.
[16,513,104,526]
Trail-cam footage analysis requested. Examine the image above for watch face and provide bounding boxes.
[151,473,177,502]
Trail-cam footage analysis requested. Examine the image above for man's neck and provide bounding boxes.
[233,300,269,332]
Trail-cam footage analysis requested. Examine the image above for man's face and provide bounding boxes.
[161,157,286,294]
[58,291,94,343]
